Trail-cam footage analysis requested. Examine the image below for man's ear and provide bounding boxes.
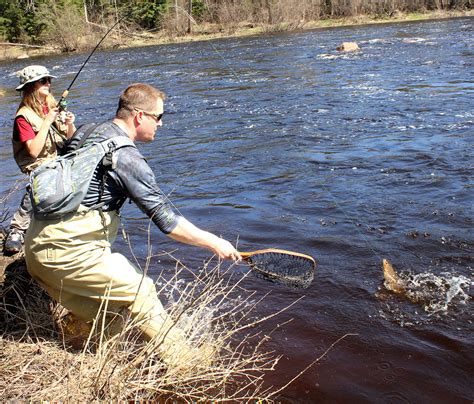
[134,110,143,125]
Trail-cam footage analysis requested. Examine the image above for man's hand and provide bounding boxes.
[211,237,242,261]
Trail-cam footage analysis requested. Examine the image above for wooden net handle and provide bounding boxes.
[239,248,316,264]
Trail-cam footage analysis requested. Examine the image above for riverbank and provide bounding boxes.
[1,9,472,62]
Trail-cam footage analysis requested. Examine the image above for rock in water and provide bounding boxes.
[336,42,360,52]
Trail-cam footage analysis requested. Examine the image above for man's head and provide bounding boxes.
[116,83,166,142]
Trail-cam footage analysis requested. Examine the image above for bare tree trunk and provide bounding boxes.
[187,0,192,34]
[26,0,35,12]
[324,0,333,17]
[84,0,89,24]
[265,0,273,24]
[113,0,121,42]
[175,0,179,32]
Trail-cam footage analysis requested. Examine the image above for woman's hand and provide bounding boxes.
[45,107,59,125]
[64,111,75,126]
[61,111,76,137]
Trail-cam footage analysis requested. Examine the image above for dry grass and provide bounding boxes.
[0,251,295,401]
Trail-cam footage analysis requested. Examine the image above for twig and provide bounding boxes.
[0,42,54,49]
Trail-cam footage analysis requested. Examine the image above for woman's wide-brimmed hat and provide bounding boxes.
[16,65,57,91]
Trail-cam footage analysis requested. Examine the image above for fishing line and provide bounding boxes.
[318,173,385,262]
[221,31,393,263]
[317,167,439,269]
[145,7,246,218]
[206,40,246,84]
[57,11,131,111]
[150,8,384,261]
[171,5,246,84]
[217,34,386,262]
[56,11,194,221]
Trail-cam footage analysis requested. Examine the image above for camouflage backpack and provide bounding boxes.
[29,123,135,220]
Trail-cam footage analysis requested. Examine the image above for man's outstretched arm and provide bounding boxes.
[168,216,241,261]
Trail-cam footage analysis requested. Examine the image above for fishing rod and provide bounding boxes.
[57,15,128,112]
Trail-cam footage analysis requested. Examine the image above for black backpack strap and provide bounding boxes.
[76,123,99,150]
[96,137,135,209]
[64,123,98,153]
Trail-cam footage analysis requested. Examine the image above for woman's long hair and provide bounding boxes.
[17,82,57,117]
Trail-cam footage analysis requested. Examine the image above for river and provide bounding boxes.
[0,17,472,402]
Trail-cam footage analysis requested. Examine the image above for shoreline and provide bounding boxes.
[1,9,472,62]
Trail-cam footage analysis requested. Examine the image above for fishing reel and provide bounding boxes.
[57,90,69,124]
[58,89,69,112]
[58,98,68,112]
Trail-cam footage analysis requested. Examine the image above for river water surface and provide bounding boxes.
[0,17,472,402]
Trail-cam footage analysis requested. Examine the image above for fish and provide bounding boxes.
[382,258,405,294]
[381,259,470,314]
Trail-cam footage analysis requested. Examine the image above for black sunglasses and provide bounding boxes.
[37,77,52,85]
[134,107,163,122]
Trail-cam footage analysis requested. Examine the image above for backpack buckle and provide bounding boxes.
[103,142,116,168]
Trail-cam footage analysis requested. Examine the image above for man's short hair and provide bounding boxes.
[116,83,166,119]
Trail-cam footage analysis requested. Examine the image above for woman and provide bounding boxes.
[4,65,76,254]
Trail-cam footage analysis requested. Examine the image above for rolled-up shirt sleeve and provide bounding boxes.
[112,147,180,234]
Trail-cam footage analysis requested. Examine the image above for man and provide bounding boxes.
[25,83,241,360]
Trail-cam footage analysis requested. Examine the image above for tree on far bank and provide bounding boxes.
[0,0,471,46]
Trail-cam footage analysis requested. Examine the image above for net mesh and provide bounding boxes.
[245,252,315,289]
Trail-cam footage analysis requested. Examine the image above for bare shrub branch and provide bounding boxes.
[0,255,296,400]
